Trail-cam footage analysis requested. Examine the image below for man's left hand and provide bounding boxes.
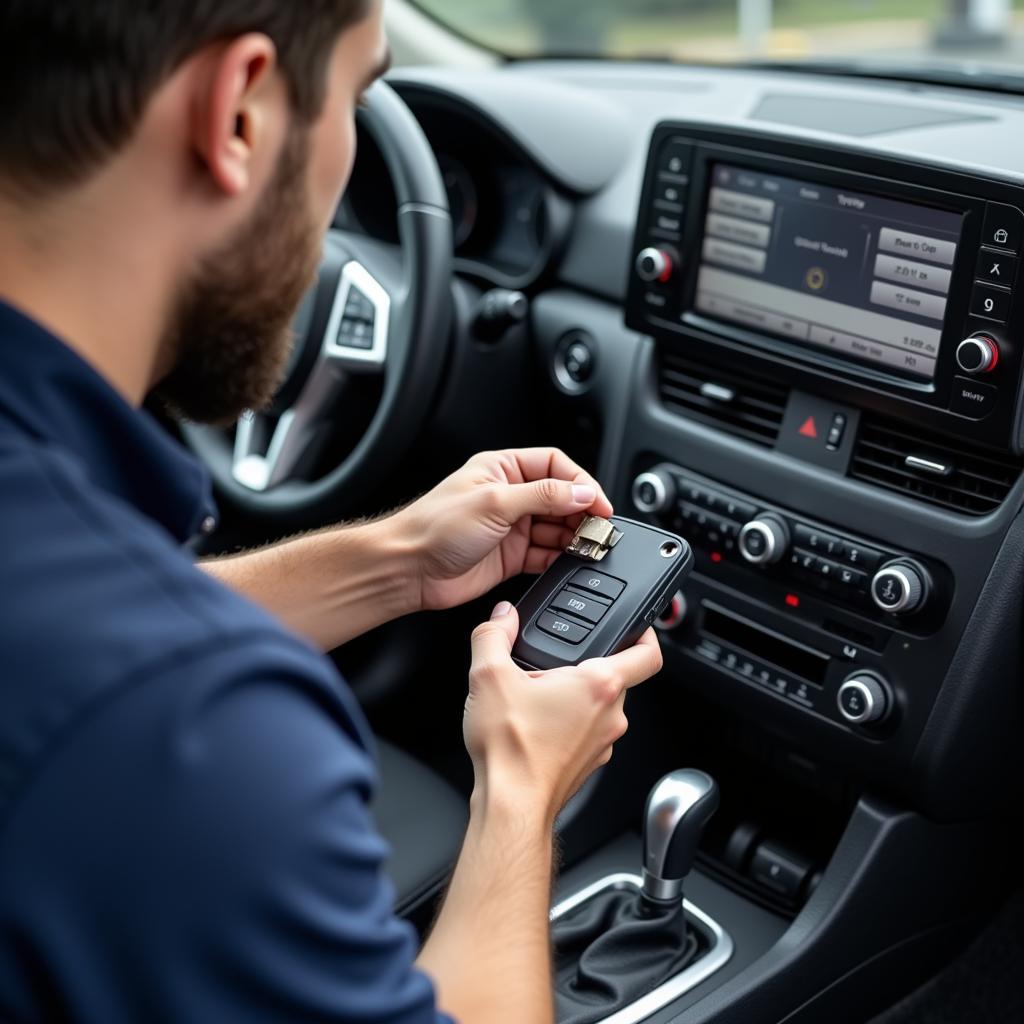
[394,448,613,613]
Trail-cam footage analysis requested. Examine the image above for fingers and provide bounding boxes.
[522,546,561,575]
[530,522,575,550]
[485,448,614,519]
[499,477,602,523]
[469,602,520,683]
[580,629,664,689]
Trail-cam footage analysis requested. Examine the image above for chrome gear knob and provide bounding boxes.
[641,768,719,904]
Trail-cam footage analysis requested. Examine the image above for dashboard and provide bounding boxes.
[375,61,1024,826]
[339,87,572,289]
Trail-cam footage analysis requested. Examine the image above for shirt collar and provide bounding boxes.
[0,299,217,544]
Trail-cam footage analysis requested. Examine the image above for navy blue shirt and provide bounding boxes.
[0,301,452,1023]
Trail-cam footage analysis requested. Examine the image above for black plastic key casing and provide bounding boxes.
[511,517,693,670]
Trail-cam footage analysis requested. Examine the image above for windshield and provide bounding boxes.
[411,0,1024,79]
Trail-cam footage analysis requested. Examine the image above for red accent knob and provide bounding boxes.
[956,334,999,374]
[636,247,673,284]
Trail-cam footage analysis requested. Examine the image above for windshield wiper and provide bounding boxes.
[741,57,1024,98]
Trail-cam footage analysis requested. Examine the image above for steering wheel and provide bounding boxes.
[183,81,453,526]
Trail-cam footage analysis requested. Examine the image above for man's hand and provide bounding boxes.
[393,448,613,615]
[463,601,662,819]
[417,604,663,1024]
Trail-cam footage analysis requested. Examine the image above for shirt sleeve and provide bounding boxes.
[0,632,455,1024]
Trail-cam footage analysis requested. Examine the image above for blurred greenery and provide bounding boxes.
[413,0,1024,58]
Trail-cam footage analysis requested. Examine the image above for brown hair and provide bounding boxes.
[0,0,370,197]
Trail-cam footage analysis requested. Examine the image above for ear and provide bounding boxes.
[193,33,281,197]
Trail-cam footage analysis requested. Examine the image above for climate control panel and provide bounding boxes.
[632,463,946,625]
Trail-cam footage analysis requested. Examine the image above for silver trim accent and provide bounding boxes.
[699,382,735,403]
[905,455,952,476]
[837,675,886,725]
[635,246,669,283]
[955,335,996,375]
[632,471,671,514]
[641,868,683,903]
[738,519,778,565]
[550,873,733,1024]
[231,261,390,491]
[870,565,921,614]
[322,260,390,369]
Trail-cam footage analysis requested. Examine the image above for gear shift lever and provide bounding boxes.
[551,768,720,1024]
[641,768,720,904]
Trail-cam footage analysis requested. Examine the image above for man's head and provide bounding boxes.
[0,1,391,423]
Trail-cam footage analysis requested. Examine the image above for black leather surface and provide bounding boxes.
[553,888,701,1024]
[373,739,467,916]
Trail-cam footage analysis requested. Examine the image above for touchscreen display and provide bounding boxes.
[693,164,964,380]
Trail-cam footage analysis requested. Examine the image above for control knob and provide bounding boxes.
[871,560,927,615]
[635,247,674,284]
[632,469,676,514]
[955,334,999,375]
[837,673,890,725]
[738,513,790,566]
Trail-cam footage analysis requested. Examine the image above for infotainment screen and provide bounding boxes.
[693,164,964,381]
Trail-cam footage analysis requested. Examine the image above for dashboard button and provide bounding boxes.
[839,543,882,572]
[982,203,1023,253]
[949,376,999,419]
[721,495,757,521]
[816,558,839,581]
[970,282,1012,323]
[655,179,687,206]
[548,588,610,625]
[568,569,626,602]
[976,248,1018,287]
[658,141,693,177]
[536,612,591,644]
[794,525,842,556]
[836,566,868,591]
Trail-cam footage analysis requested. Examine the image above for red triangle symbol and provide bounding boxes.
[798,416,818,439]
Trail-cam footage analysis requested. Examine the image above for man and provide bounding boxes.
[0,2,663,1022]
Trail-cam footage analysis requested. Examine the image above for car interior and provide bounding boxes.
[180,1,1024,1020]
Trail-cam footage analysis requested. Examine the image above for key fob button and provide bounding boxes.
[567,569,626,601]
[549,588,611,624]
[536,612,592,644]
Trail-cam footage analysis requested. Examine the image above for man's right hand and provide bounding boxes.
[464,601,663,825]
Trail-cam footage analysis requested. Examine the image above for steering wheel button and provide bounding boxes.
[567,569,626,602]
[536,612,591,645]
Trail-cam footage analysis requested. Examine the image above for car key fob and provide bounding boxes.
[511,515,693,670]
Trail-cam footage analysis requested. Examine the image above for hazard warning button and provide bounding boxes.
[777,392,859,471]
[798,416,818,439]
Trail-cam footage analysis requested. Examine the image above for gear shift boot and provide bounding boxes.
[553,885,706,1024]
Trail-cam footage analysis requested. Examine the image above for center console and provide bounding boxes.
[535,119,1024,1024]
[610,124,1024,814]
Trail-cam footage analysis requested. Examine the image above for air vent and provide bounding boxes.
[851,417,1022,516]
[658,351,788,447]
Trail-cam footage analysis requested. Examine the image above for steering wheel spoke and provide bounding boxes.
[322,260,391,374]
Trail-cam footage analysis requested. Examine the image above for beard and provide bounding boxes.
[153,126,321,426]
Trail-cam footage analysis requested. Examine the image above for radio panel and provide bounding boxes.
[631,461,954,736]
[625,125,1024,452]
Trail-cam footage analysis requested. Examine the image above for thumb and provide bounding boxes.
[500,479,597,522]
[470,602,519,667]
